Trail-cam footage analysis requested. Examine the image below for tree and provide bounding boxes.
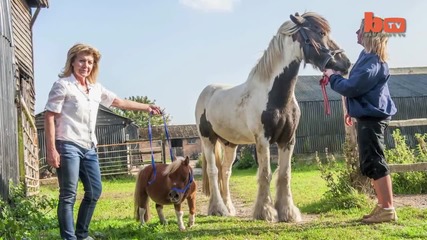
[112,96,171,128]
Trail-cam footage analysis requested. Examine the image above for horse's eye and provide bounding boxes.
[320,32,326,37]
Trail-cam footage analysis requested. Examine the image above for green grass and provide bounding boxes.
[38,166,427,240]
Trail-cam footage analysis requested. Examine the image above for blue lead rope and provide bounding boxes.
[147,112,194,192]
[147,112,157,185]
[147,112,174,185]
[162,114,174,162]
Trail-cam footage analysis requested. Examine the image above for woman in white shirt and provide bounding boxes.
[45,43,161,240]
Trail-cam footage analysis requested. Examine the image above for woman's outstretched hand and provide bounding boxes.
[148,105,162,115]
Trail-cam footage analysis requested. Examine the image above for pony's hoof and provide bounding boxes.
[160,220,168,225]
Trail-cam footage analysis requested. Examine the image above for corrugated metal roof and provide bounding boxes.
[26,0,49,8]
[140,124,199,140]
[296,73,427,102]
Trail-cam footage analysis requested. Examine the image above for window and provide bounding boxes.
[187,138,197,144]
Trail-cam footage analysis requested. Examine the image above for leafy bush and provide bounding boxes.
[196,155,203,168]
[385,129,427,194]
[0,182,57,239]
[385,129,417,164]
[315,149,370,210]
[233,145,257,170]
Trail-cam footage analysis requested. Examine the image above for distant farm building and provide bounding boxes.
[36,105,140,176]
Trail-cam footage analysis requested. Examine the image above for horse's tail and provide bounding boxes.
[202,149,210,196]
[202,141,223,197]
[215,142,224,197]
[134,168,149,222]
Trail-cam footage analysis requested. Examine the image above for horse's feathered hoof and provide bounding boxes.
[276,205,302,223]
[208,202,231,216]
[253,205,278,223]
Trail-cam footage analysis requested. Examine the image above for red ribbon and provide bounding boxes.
[319,75,331,115]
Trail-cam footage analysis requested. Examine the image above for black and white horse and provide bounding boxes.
[195,12,351,222]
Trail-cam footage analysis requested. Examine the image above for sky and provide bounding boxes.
[32,0,427,125]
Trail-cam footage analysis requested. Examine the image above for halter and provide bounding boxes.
[290,14,344,71]
[147,112,193,192]
[171,170,194,194]
[290,14,343,115]
[297,26,344,70]
[297,28,337,115]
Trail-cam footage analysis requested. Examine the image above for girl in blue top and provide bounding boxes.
[323,18,397,224]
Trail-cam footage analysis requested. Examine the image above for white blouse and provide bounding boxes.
[45,74,117,149]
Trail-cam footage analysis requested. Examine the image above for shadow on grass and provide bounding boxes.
[84,214,411,240]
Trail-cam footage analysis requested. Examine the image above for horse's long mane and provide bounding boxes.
[251,12,331,81]
[163,156,187,175]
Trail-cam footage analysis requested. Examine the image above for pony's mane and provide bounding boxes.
[163,156,187,175]
[251,12,330,81]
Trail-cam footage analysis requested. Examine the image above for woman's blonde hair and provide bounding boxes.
[58,43,101,83]
[360,19,389,62]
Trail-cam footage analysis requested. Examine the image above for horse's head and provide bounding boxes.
[163,156,193,203]
[289,12,351,74]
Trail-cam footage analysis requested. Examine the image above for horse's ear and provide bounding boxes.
[184,156,190,165]
[290,14,304,25]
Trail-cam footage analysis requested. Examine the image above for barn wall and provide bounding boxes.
[295,100,345,154]
[295,96,427,154]
[0,0,20,200]
[11,0,39,195]
[182,138,201,159]
[11,0,33,77]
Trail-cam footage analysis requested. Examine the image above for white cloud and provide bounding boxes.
[179,0,240,12]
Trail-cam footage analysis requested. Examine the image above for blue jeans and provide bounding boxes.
[56,140,102,240]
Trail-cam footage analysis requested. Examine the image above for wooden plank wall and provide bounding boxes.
[11,0,39,195]
[11,0,33,76]
[0,0,20,200]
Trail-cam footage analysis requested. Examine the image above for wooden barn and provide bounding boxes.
[36,105,140,176]
[0,0,49,200]
[295,67,427,154]
[139,124,201,161]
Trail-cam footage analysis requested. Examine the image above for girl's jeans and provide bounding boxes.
[56,140,102,240]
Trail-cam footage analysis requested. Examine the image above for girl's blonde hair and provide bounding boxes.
[58,43,101,83]
[360,19,389,62]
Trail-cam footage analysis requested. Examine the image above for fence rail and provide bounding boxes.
[97,141,163,176]
[388,118,427,173]
[389,118,427,127]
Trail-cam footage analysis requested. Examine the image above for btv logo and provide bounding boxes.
[364,12,406,34]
